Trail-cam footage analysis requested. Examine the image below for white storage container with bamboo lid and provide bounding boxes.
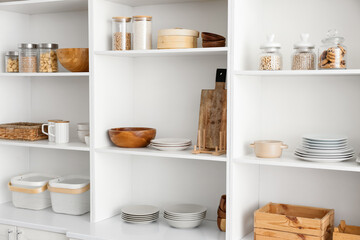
[8,173,58,210]
[157,28,199,49]
[48,175,90,215]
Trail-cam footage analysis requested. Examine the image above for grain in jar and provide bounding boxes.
[291,34,316,70]
[112,17,132,51]
[19,43,38,73]
[133,16,152,50]
[39,43,58,73]
[319,29,347,69]
[5,51,19,73]
[259,34,282,70]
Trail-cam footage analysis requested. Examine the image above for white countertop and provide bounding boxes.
[0,202,225,240]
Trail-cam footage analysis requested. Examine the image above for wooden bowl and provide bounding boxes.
[109,127,156,148]
[57,48,89,72]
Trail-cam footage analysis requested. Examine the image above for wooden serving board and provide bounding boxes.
[197,69,227,150]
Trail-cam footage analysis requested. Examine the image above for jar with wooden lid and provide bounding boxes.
[39,43,58,73]
[292,34,316,70]
[319,29,347,69]
[259,34,282,71]
[112,17,132,51]
[5,51,19,73]
[19,43,38,73]
[132,16,152,50]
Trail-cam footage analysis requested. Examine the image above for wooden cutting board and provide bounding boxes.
[197,69,227,150]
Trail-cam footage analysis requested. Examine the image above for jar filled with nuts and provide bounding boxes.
[39,43,58,73]
[292,33,316,70]
[19,43,38,73]
[319,29,347,69]
[259,34,282,71]
[112,17,132,51]
[5,51,19,73]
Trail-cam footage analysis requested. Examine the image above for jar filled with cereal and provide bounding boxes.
[19,43,38,73]
[259,34,282,71]
[112,17,132,51]
[39,43,58,73]
[319,29,347,69]
[292,34,316,70]
[5,51,19,73]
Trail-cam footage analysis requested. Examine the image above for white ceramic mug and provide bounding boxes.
[49,121,70,144]
[42,120,62,142]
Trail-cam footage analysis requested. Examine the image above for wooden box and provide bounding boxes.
[157,28,199,49]
[334,221,360,240]
[254,203,334,240]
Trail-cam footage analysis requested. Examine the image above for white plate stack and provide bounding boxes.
[121,205,159,224]
[150,138,192,151]
[295,135,355,163]
[163,204,207,229]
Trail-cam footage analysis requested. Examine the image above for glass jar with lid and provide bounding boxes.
[112,17,132,51]
[39,43,58,73]
[259,34,282,71]
[292,33,316,70]
[132,15,152,50]
[18,43,38,73]
[319,29,347,69]
[5,51,19,73]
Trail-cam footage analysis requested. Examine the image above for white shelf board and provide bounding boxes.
[0,202,224,240]
[107,0,226,7]
[236,153,360,173]
[0,72,89,77]
[0,0,88,15]
[95,47,228,57]
[235,69,360,77]
[241,232,254,240]
[0,139,89,151]
[95,146,227,162]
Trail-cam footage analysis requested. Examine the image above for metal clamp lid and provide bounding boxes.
[5,51,19,56]
[18,43,38,49]
[38,43,59,49]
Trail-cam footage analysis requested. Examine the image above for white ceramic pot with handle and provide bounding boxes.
[250,140,288,158]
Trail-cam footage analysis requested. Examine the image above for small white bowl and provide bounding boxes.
[77,122,89,131]
[78,130,89,143]
[164,217,204,229]
[85,135,90,146]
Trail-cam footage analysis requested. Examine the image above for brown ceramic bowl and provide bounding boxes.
[109,127,156,148]
[57,48,89,72]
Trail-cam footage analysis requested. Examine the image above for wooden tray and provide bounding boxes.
[255,203,334,240]
[334,221,360,240]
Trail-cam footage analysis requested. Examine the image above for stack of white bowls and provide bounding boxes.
[164,204,207,229]
[77,123,89,144]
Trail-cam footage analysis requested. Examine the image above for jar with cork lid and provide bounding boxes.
[132,16,152,50]
[19,43,38,73]
[259,34,282,71]
[112,17,132,51]
[291,34,316,70]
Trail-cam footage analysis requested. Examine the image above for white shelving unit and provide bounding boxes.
[1,0,359,240]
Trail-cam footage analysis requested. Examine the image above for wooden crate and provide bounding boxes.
[334,221,360,240]
[255,203,334,240]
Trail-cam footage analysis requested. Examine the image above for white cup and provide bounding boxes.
[42,120,62,142]
[77,122,89,131]
[49,121,70,144]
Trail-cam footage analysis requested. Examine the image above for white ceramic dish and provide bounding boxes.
[302,142,347,147]
[77,130,89,143]
[295,149,354,156]
[85,135,89,146]
[122,218,158,224]
[295,152,354,159]
[77,122,89,131]
[296,147,354,154]
[164,217,204,229]
[164,204,207,215]
[121,205,159,216]
[302,135,348,142]
[295,154,354,162]
[151,138,191,145]
[356,156,360,164]
[164,214,205,221]
[150,144,191,151]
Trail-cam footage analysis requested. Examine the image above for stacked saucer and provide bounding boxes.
[164,204,207,229]
[150,138,192,151]
[295,135,355,162]
[121,205,159,224]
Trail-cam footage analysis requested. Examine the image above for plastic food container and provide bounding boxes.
[48,175,90,215]
[157,28,199,49]
[112,17,132,51]
[259,34,282,71]
[292,34,316,70]
[8,173,57,210]
[319,29,347,69]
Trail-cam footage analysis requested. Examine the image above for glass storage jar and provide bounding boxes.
[132,15,152,50]
[319,29,347,69]
[259,34,282,70]
[19,43,38,73]
[292,33,316,70]
[5,51,19,73]
[39,43,58,73]
[112,17,132,51]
